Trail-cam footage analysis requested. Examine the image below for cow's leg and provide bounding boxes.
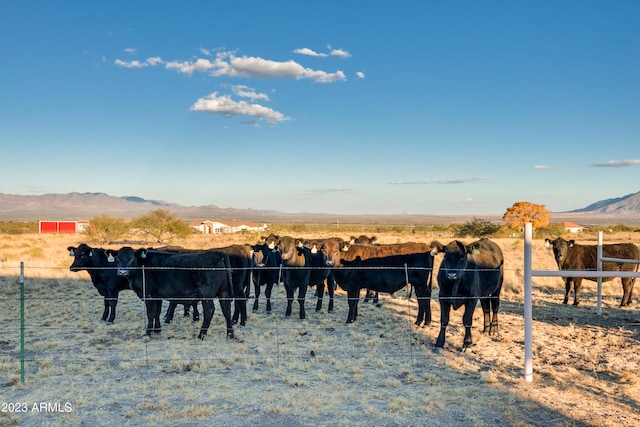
[238,297,248,326]
[218,297,235,338]
[327,276,335,313]
[480,297,491,333]
[152,300,162,333]
[573,278,582,306]
[101,298,110,322]
[164,300,178,324]
[620,277,635,306]
[462,299,476,349]
[197,299,215,340]
[345,289,358,323]
[315,282,325,312]
[191,301,200,321]
[562,278,571,304]
[298,284,307,320]
[252,282,261,312]
[434,301,451,348]
[284,284,294,317]
[145,300,161,336]
[364,289,372,303]
[265,282,274,313]
[414,285,431,327]
[106,293,118,324]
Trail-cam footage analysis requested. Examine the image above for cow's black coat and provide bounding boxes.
[431,238,503,350]
[68,244,130,324]
[110,247,235,339]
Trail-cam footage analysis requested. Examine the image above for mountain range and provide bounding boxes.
[0,191,639,225]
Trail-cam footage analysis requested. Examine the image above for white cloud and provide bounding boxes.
[389,177,488,185]
[356,71,365,79]
[294,48,327,57]
[114,57,163,68]
[190,92,290,124]
[165,58,216,76]
[590,159,640,167]
[329,48,351,58]
[123,48,137,55]
[231,85,270,101]
[534,165,552,170]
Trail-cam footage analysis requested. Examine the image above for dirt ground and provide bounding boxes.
[0,233,639,426]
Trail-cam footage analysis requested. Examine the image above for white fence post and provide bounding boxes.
[523,222,533,382]
[597,231,603,316]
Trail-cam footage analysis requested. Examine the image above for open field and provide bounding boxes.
[1,230,639,426]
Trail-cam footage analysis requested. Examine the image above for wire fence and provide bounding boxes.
[1,256,637,385]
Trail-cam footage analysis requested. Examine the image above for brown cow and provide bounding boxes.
[545,237,639,306]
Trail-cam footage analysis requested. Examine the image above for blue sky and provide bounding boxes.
[1,1,639,216]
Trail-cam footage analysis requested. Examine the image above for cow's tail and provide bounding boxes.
[224,253,235,299]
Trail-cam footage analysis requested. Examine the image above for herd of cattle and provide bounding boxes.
[67,235,639,350]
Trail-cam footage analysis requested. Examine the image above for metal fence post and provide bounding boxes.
[20,261,25,384]
[523,223,533,382]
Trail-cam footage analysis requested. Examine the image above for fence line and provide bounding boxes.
[523,224,640,383]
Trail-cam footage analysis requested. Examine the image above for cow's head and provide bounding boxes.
[109,246,147,278]
[437,241,471,282]
[68,243,93,271]
[252,243,281,268]
[545,237,573,265]
[319,239,347,267]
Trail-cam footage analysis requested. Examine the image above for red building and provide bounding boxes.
[39,220,89,234]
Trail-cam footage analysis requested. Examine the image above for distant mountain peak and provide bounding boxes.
[569,191,640,215]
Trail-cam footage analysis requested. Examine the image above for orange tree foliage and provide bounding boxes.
[503,201,551,229]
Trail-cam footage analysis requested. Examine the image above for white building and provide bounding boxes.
[189,219,267,234]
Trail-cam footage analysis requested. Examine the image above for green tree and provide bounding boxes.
[130,209,192,243]
[453,217,501,238]
[85,215,129,244]
[503,201,551,229]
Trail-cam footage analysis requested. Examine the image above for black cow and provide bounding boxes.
[430,238,503,350]
[153,244,253,326]
[545,237,639,306]
[252,242,282,313]
[68,244,130,324]
[320,240,433,325]
[302,237,346,313]
[264,234,321,320]
[350,235,382,306]
[109,247,235,339]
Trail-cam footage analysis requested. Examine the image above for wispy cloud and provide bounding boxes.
[189,92,290,125]
[293,48,328,57]
[389,177,488,185]
[590,159,640,167]
[231,85,270,101]
[534,165,552,170]
[294,45,352,59]
[356,71,365,79]
[114,57,163,68]
[293,188,354,194]
[123,47,137,55]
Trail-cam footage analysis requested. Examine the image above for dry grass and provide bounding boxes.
[0,231,639,426]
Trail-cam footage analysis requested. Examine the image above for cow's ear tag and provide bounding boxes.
[107,254,115,263]
[545,242,550,248]
[69,249,74,256]
[311,245,318,254]
[297,241,303,248]
[141,251,147,259]
[89,250,93,257]
[471,248,480,255]
[268,242,275,250]
[342,245,349,252]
